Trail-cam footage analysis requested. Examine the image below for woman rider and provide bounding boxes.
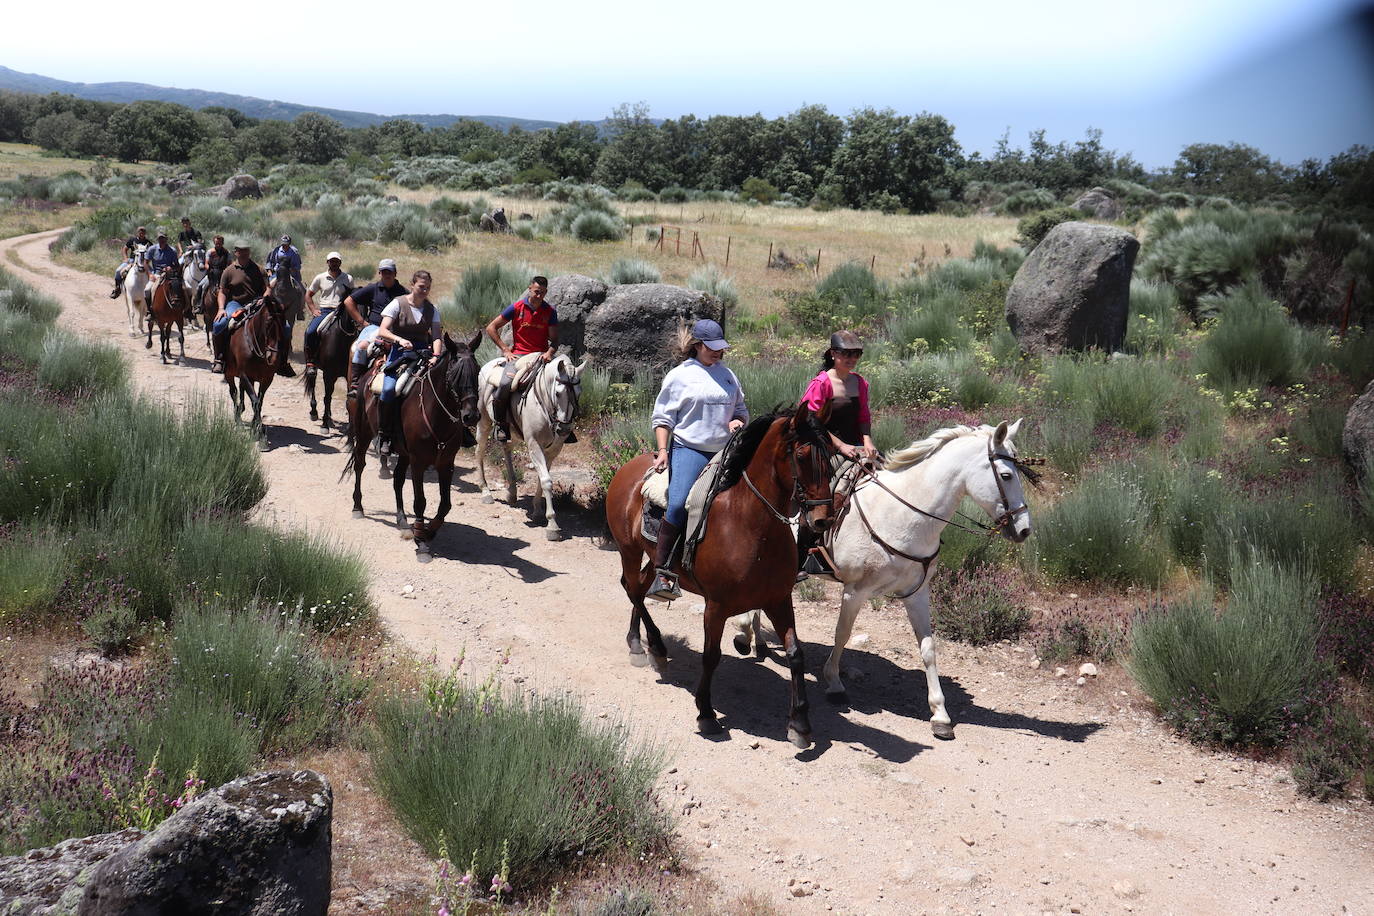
[797,329,877,580]
[374,270,441,457]
[645,318,749,601]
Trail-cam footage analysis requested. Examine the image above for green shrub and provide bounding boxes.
[1199,485,1355,589]
[577,369,656,419]
[607,259,661,284]
[1291,706,1370,801]
[590,411,655,494]
[402,218,452,252]
[739,177,779,204]
[372,671,669,884]
[0,526,68,624]
[885,296,971,354]
[1040,406,1095,477]
[686,264,739,314]
[870,413,908,455]
[932,566,1030,645]
[1015,207,1082,249]
[37,333,128,396]
[83,603,141,657]
[1128,555,1319,747]
[1031,602,1132,663]
[1041,355,1192,439]
[999,188,1058,215]
[868,357,952,408]
[130,690,257,793]
[1031,465,1169,586]
[1193,283,1306,393]
[571,210,624,242]
[1124,280,1186,355]
[0,270,63,325]
[732,361,813,416]
[447,262,534,334]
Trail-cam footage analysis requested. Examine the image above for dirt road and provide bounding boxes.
[5,228,1371,915]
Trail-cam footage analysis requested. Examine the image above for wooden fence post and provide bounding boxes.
[815,248,822,277]
[725,236,732,268]
[767,242,773,269]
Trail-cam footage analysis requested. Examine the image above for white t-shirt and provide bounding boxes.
[380,298,442,333]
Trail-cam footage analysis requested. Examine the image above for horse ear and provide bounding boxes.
[466,330,483,354]
[442,331,458,354]
[1006,417,1023,440]
[993,419,1010,448]
[573,358,588,379]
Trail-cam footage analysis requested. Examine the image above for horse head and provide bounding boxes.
[785,402,835,532]
[967,419,1035,543]
[547,355,585,440]
[444,331,483,428]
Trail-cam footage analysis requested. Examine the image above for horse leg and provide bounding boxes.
[903,585,952,739]
[392,454,411,530]
[528,443,561,540]
[350,414,367,518]
[762,602,812,748]
[225,373,243,417]
[476,415,496,503]
[730,610,762,657]
[306,366,318,422]
[409,457,428,530]
[621,545,666,669]
[822,586,868,703]
[176,322,184,364]
[145,314,154,351]
[695,602,729,735]
[499,441,518,507]
[247,379,266,439]
[415,461,453,562]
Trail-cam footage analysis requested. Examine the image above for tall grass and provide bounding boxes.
[372,672,669,884]
[1041,354,1193,439]
[1193,282,1306,393]
[607,258,661,285]
[731,360,814,416]
[1030,464,1170,587]
[1124,280,1186,355]
[1128,554,1320,747]
[37,332,127,396]
[447,262,534,334]
[0,525,68,624]
[687,264,740,314]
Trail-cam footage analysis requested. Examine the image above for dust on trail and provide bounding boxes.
[4,227,1371,915]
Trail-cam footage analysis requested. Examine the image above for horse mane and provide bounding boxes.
[712,408,829,496]
[884,424,1008,471]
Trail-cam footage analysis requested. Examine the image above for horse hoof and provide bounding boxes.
[415,550,433,564]
[697,716,723,736]
[481,493,494,504]
[629,650,651,668]
[788,727,813,750]
[755,642,768,660]
[309,410,319,421]
[825,689,848,705]
[932,721,955,741]
[732,633,751,656]
[351,509,364,519]
[144,341,152,349]
[544,528,563,542]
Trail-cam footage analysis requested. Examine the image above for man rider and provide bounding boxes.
[196,234,231,316]
[303,252,353,374]
[344,258,408,399]
[109,226,150,298]
[264,235,302,289]
[144,229,181,315]
[484,276,558,442]
[210,241,267,375]
[176,216,203,256]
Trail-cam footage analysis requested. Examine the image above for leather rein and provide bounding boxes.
[741,425,833,530]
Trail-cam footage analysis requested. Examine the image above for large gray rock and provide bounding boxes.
[1071,187,1123,220]
[1005,221,1139,355]
[218,174,262,201]
[80,770,332,916]
[0,830,143,915]
[548,274,609,360]
[1342,379,1374,480]
[584,283,723,379]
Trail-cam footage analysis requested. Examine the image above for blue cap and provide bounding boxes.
[692,318,729,350]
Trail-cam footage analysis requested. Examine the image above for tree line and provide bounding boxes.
[2,90,1370,216]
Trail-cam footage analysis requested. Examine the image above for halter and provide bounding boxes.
[741,420,833,531]
[520,360,580,442]
[986,437,1032,532]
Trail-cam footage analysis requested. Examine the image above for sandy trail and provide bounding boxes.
[4,228,1371,915]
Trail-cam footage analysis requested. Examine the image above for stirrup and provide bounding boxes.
[802,547,840,582]
[645,569,681,602]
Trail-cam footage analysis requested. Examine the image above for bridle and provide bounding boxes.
[418,348,480,450]
[742,419,834,532]
[523,360,580,441]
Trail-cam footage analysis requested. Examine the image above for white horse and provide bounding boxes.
[734,420,1034,740]
[475,353,587,540]
[180,243,207,327]
[122,244,150,337]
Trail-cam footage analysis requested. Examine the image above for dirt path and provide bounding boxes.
[5,228,1371,915]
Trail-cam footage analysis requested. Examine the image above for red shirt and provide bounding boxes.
[502,297,558,355]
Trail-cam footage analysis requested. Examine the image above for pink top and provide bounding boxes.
[801,371,871,426]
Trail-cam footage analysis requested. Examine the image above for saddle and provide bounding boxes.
[368,350,430,399]
[226,299,261,334]
[317,309,357,338]
[637,452,726,572]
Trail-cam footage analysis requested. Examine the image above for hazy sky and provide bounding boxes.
[5,0,1372,167]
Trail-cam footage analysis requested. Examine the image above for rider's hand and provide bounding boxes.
[728,418,745,432]
[398,338,414,350]
[861,444,879,462]
[541,348,554,363]
[501,348,516,361]
[652,448,668,473]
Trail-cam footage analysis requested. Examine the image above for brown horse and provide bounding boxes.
[199,274,220,350]
[303,309,355,431]
[223,295,286,436]
[344,332,483,561]
[145,274,186,365]
[604,406,835,747]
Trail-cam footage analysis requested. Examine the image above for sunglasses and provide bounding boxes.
[837,348,863,358]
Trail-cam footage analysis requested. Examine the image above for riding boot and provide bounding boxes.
[645,521,683,602]
[275,341,296,378]
[347,367,365,400]
[109,281,122,299]
[800,528,839,581]
[378,398,401,456]
[210,330,227,374]
[493,380,513,442]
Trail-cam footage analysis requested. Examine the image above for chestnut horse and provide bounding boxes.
[146,272,186,364]
[343,332,483,561]
[604,406,835,747]
[223,295,286,436]
[303,309,355,431]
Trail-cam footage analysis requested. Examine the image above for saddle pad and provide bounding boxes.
[637,451,722,555]
[318,310,338,334]
[368,367,385,396]
[640,467,669,508]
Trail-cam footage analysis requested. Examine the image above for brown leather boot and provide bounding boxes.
[646,520,682,602]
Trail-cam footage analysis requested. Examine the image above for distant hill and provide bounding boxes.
[0,65,567,132]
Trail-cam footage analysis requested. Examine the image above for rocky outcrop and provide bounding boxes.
[1005,221,1139,355]
[584,283,724,379]
[1071,187,1123,221]
[0,830,143,916]
[217,174,262,201]
[1343,379,1374,480]
[80,770,332,916]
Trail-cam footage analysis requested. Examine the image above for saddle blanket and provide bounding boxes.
[638,451,723,552]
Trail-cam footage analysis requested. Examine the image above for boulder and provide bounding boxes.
[1005,221,1139,355]
[1342,379,1374,480]
[218,206,241,220]
[217,174,262,201]
[0,829,143,916]
[547,274,609,360]
[1071,187,1123,220]
[80,770,332,916]
[478,213,498,232]
[491,207,509,231]
[584,283,724,379]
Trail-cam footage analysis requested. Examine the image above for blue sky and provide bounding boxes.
[4,0,1371,168]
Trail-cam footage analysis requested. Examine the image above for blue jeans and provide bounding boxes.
[666,443,713,528]
[351,324,381,365]
[212,300,245,334]
[303,309,332,355]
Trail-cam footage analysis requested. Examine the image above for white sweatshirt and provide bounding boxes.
[651,359,749,452]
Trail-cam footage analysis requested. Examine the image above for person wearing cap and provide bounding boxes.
[176,217,203,256]
[795,329,877,580]
[110,226,150,298]
[374,269,443,457]
[303,252,354,372]
[644,317,748,601]
[210,241,267,374]
[143,229,181,314]
[264,235,302,290]
[344,258,408,398]
[483,276,558,442]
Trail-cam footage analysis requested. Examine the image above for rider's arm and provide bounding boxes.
[343,289,366,326]
[543,320,559,362]
[378,314,409,348]
[305,277,320,315]
[485,313,514,359]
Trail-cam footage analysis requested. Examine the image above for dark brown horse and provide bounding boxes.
[145,274,186,365]
[198,274,220,350]
[344,332,483,561]
[303,310,355,431]
[223,295,286,436]
[604,406,835,748]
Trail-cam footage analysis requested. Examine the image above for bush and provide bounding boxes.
[447,262,534,334]
[932,566,1030,645]
[1128,554,1319,747]
[607,259,661,285]
[1015,206,1082,249]
[999,188,1058,215]
[1031,601,1132,663]
[571,210,624,242]
[739,177,779,204]
[590,412,654,494]
[1031,464,1169,587]
[37,333,128,396]
[1039,406,1095,477]
[372,669,669,884]
[83,602,141,657]
[1193,282,1305,393]
[0,269,63,324]
[0,526,68,624]
[870,413,908,455]
[1291,706,1370,801]
[1124,280,1186,355]
[402,218,452,252]
[1198,485,1355,590]
[731,361,814,417]
[686,264,739,314]
[1041,355,1192,439]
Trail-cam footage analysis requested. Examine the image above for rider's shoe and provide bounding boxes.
[564,430,578,444]
[795,570,810,584]
[108,286,121,299]
[210,360,224,374]
[276,363,297,378]
[378,436,392,458]
[495,424,511,443]
[645,569,682,602]
[802,549,840,582]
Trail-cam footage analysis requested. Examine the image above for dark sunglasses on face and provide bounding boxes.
[838,348,863,358]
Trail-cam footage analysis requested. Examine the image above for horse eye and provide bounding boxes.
[1000,471,1013,480]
